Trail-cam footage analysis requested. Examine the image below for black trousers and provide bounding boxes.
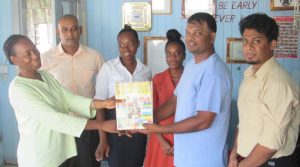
[59,156,77,167]
[59,129,100,167]
[106,133,147,167]
[105,109,147,167]
[261,142,300,167]
[74,129,100,167]
[260,154,298,167]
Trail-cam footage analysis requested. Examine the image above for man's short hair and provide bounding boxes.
[239,13,279,42]
[188,12,217,33]
[58,14,79,26]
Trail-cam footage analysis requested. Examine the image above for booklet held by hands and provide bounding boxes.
[115,81,153,130]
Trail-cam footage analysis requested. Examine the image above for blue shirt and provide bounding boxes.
[174,54,232,167]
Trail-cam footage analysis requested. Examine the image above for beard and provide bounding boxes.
[245,56,259,65]
[246,60,259,65]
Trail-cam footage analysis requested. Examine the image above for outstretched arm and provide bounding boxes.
[85,119,117,134]
[145,110,215,134]
[91,97,120,110]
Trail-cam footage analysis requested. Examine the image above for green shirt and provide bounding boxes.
[9,70,96,167]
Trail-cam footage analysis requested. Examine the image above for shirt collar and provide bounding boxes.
[114,56,143,72]
[57,42,85,56]
[244,57,277,80]
[192,52,216,64]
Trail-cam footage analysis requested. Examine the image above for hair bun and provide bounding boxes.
[124,24,132,29]
[166,29,181,41]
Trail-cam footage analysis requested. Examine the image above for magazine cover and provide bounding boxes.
[115,81,153,130]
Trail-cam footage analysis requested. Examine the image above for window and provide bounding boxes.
[20,0,87,53]
[24,0,53,53]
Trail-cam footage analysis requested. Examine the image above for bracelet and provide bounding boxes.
[91,99,96,109]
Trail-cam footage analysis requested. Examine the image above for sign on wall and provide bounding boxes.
[274,16,298,58]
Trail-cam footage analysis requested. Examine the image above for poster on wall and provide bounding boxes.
[273,16,298,58]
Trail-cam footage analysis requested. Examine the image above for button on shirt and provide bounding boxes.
[41,43,104,98]
[94,57,151,100]
[237,57,300,158]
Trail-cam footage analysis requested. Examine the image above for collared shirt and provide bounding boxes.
[9,70,95,167]
[174,54,233,167]
[94,57,151,100]
[41,43,104,98]
[237,57,300,158]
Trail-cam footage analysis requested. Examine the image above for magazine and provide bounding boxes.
[115,81,153,130]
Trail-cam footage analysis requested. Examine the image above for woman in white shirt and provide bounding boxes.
[94,25,151,167]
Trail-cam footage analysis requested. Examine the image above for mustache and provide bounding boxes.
[246,61,258,65]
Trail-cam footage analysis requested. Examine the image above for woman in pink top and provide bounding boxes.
[144,29,185,167]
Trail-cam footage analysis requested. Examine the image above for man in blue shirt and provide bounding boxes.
[144,12,233,167]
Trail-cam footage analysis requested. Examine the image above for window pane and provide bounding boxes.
[26,0,53,53]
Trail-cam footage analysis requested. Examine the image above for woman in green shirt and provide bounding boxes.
[3,34,118,167]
